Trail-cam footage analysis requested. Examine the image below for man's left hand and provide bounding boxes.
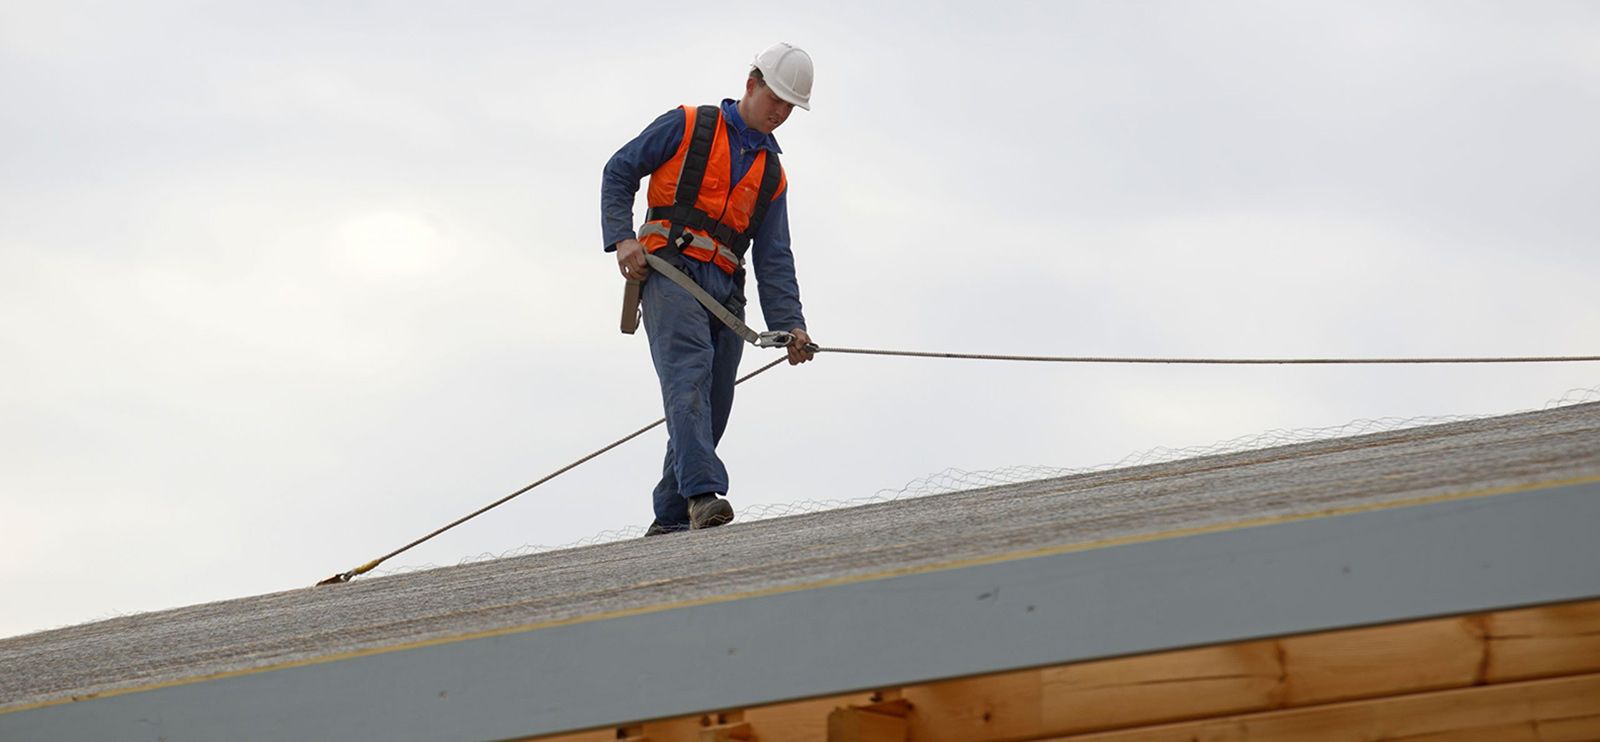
[786,328,815,366]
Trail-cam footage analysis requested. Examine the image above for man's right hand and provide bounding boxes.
[616,238,650,281]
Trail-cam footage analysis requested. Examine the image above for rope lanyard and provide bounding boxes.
[317,345,1598,585]
[316,357,788,585]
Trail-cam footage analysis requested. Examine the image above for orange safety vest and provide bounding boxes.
[639,104,787,275]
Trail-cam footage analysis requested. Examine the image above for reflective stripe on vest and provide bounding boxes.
[637,222,744,269]
[639,104,787,275]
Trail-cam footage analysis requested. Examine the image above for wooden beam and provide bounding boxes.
[694,710,751,741]
[1486,599,1600,682]
[741,691,878,742]
[636,715,729,742]
[826,708,906,742]
[904,668,1042,740]
[1277,615,1485,705]
[828,691,911,742]
[698,721,752,741]
[1040,640,1283,734]
[1049,672,1600,742]
[515,730,612,742]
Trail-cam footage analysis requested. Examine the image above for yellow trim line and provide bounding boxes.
[6,472,1600,716]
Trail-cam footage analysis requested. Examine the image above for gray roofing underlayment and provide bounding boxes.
[4,401,1599,741]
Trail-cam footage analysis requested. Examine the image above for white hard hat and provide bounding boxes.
[752,42,813,110]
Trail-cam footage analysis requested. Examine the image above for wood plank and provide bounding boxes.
[1485,600,1600,681]
[1388,716,1600,742]
[902,668,1041,740]
[512,730,613,742]
[1038,641,1282,735]
[1049,672,1600,742]
[1541,713,1600,742]
[699,721,752,741]
[1278,615,1485,705]
[741,692,878,742]
[826,708,906,741]
[1370,722,1541,742]
[636,715,714,742]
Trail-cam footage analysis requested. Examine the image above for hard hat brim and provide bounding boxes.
[769,86,810,111]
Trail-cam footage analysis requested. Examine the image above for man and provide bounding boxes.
[600,43,817,535]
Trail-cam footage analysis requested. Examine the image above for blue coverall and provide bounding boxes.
[601,99,807,530]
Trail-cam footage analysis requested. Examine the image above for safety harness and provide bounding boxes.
[645,104,785,270]
[622,104,790,345]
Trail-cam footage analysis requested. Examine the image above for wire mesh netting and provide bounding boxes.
[376,383,1600,576]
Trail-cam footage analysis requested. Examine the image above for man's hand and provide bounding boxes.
[616,238,650,280]
[786,328,815,366]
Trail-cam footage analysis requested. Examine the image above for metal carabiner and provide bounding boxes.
[756,331,794,348]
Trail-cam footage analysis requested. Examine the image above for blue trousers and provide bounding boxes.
[641,258,745,529]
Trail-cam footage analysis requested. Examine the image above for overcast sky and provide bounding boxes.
[3,1,1598,639]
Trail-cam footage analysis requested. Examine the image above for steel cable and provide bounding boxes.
[813,347,1600,365]
[319,344,1599,585]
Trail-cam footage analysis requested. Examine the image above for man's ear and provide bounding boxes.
[744,76,758,97]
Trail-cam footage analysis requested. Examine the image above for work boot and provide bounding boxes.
[643,522,685,537]
[687,494,734,530]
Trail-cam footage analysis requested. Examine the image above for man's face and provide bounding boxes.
[743,77,795,134]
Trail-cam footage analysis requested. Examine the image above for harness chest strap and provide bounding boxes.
[637,222,743,268]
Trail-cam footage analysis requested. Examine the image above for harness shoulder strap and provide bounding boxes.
[663,105,722,252]
[740,151,783,255]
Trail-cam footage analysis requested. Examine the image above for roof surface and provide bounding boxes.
[4,401,1599,738]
